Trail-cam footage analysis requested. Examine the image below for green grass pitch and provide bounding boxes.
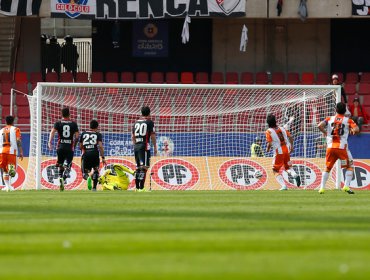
[1,190,370,280]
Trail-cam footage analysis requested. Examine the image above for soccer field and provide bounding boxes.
[1,190,370,280]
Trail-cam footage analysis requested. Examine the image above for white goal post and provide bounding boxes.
[23,83,341,191]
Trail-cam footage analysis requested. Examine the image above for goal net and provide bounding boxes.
[24,83,340,191]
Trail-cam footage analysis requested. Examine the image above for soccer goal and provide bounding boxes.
[24,83,341,191]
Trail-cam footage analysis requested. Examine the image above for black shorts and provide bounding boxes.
[56,148,74,167]
[134,146,151,168]
[81,152,100,173]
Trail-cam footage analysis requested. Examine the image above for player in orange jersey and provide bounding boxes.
[318,102,359,194]
[265,114,301,190]
[0,116,23,192]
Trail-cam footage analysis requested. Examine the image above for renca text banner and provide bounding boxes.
[51,0,246,19]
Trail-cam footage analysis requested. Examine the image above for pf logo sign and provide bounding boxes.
[334,161,370,190]
[282,160,322,189]
[219,159,267,190]
[151,159,199,190]
[41,159,83,190]
[0,165,26,190]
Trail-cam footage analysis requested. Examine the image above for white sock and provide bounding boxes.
[275,174,287,188]
[320,172,329,190]
[344,170,353,187]
[286,168,298,178]
[4,173,10,188]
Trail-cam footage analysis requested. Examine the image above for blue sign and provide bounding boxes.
[132,20,168,57]
[20,133,370,159]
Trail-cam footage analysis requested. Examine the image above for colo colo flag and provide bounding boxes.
[0,0,41,16]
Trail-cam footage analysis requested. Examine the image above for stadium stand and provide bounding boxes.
[15,72,28,83]
[151,72,164,84]
[0,72,12,82]
[240,72,254,84]
[1,105,11,118]
[195,72,209,84]
[286,72,300,85]
[90,72,104,83]
[358,83,370,95]
[45,72,59,82]
[60,72,74,82]
[344,83,357,95]
[166,72,179,84]
[180,72,194,84]
[136,72,149,83]
[106,72,119,83]
[271,72,285,85]
[30,72,43,90]
[225,72,239,84]
[301,72,315,85]
[360,72,370,84]
[316,72,330,85]
[121,72,134,83]
[0,94,11,106]
[75,72,89,82]
[0,82,12,94]
[211,72,224,84]
[15,93,29,106]
[14,82,29,94]
[345,72,358,84]
[255,72,268,84]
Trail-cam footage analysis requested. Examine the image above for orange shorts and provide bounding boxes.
[273,152,292,172]
[0,153,17,172]
[325,148,352,170]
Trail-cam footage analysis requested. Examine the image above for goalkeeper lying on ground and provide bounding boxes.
[98,164,135,190]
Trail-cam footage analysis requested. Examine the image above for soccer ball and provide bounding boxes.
[254,170,263,179]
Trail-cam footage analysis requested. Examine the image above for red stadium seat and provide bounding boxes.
[151,72,164,84]
[1,105,11,118]
[343,83,357,95]
[15,72,28,83]
[136,72,149,83]
[60,72,74,82]
[195,72,209,84]
[45,72,59,82]
[0,72,12,82]
[17,105,30,118]
[30,72,42,83]
[271,72,285,85]
[255,72,268,84]
[345,72,358,84]
[286,72,300,85]
[0,94,11,106]
[166,72,179,84]
[316,72,330,85]
[15,92,29,106]
[301,72,315,85]
[362,95,370,106]
[0,82,12,94]
[14,82,29,94]
[90,72,104,83]
[347,94,358,104]
[360,72,370,84]
[105,72,119,83]
[180,72,194,84]
[75,72,89,82]
[240,72,254,84]
[225,72,239,84]
[121,72,134,83]
[211,72,224,84]
[358,83,370,95]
